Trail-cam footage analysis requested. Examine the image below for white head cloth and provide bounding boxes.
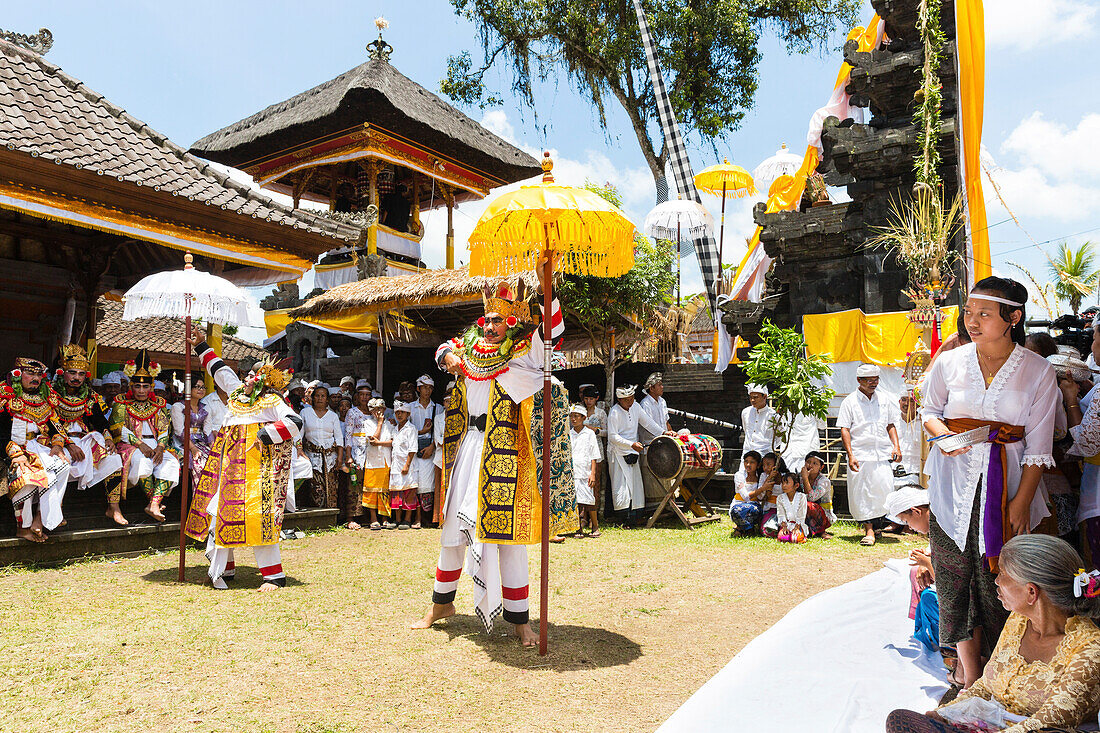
[355,378,371,390]
[856,364,880,378]
[616,385,636,399]
[417,374,435,387]
[91,378,103,387]
[103,372,121,386]
[445,380,457,392]
[644,372,663,390]
[969,291,1024,307]
[570,404,588,417]
[367,397,385,410]
[154,380,166,391]
[884,486,930,521]
[393,400,411,414]
[340,376,355,386]
[746,383,769,396]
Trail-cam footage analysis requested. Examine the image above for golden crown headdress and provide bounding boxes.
[123,349,161,383]
[482,282,532,326]
[59,343,90,371]
[253,355,292,393]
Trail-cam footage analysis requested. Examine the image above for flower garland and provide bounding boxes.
[455,323,533,381]
[914,0,946,190]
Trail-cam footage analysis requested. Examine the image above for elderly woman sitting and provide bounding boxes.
[885,534,1100,733]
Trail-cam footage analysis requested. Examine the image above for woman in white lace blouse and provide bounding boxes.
[921,276,1060,690]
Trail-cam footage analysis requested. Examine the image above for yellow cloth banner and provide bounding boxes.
[803,307,958,365]
[264,308,378,339]
[956,0,990,286]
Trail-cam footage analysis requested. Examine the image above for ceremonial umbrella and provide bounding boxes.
[693,160,756,296]
[123,253,256,582]
[643,198,714,306]
[752,144,804,197]
[469,152,636,655]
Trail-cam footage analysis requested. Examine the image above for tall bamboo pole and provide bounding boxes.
[712,181,727,363]
[178,255,195,583]
[539,235,554,656]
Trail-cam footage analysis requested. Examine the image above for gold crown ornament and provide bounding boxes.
[252,355,293,393]
[481,282,532,328]
[12,357,47,377]
[123,349,161,384]
[59,343,90,372]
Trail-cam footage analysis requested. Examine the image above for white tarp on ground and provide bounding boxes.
[658,559,948,733]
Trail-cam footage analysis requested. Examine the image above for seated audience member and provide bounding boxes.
[885,487,943,661]
[729,450,764,534]
[774,472,807,544]
[759,452,789,538]
[800,450,834,538]
[886,534,1100,733]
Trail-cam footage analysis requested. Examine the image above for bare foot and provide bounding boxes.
[106,505,129,526]
[258,582,282,592]
[16,527,45,543]
[347,521,362,530]
[514,622,538,648]
[410,602,455,629]
[30,516,48,541]
[144,503,166,522]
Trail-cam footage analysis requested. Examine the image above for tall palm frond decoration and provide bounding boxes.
[865,193,963,297]
[1007,261,1057,317]
[1048,241,1099,315]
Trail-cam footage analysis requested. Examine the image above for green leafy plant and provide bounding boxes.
[739,320,834,451]
[914,0,946,189]
[557,182,675,396]
[1048,240,1100,315]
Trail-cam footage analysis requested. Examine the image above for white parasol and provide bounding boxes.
[123,252,259,582]
[752,143,804,196]
[643,198,714,305]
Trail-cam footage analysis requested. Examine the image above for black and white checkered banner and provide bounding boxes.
[632,0,721,310]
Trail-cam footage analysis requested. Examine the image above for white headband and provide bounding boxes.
[969,292,1024,307]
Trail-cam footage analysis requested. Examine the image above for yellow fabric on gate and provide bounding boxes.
[264,309,293,338]
[956,0,990,285]
[730,15,881,300]
[803,307,959,365]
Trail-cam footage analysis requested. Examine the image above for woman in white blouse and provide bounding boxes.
[921,276,1060,689]
[171,379,212,489]
[300,384,346,514]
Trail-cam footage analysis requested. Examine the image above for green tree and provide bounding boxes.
[441,0,861,184]
[739,320,834,451]
[557,182,675,396]
[1048,241,1099,315]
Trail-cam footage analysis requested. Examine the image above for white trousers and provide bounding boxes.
[205,531,284,590]
[413,455,436,494]
[15,440,71,530]
[847,459,895,522]
[608,450,644,511]
[126,437,180,486]
[67,432,123,489]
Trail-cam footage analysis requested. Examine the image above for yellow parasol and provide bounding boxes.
[469,152,636,655]
[693,160,757,297]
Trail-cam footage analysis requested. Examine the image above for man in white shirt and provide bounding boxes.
[838,363,902,546]
[638,372,673,502]
[607,384,667,523]
[741,383,776,454]
[896,387,925,485]
[409,374,442,528]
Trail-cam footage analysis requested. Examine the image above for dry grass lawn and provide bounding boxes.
[0,519,924,733]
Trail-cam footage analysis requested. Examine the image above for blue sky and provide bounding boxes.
[8,1,1100,339]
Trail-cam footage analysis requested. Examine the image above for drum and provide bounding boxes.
[646,433,723,479]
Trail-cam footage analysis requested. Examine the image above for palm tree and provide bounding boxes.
[1048,241,1100,314]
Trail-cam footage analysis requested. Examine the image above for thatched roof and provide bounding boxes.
[190,58,540,186]
[289,267,538,319]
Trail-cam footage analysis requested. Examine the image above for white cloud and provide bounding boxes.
[985,0,1096,50]
[480,109,518,145]
[1001,112,1100,181]
[982,111,1100,222]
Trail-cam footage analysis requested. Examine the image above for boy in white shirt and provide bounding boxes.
[389,401,418,530]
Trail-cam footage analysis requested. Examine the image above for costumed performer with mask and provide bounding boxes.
[185,338,303,591]
[411,267,576,646]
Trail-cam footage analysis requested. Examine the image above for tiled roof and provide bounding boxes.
[0,38,359,244]
[97,299,267,363]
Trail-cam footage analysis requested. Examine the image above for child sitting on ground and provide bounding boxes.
[389,401,418,530]
[775,472,808,543]
[800,450,835,539]
[729,450,764,534]
[759,452,789,537]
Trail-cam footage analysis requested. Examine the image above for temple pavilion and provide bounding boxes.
[188,22,540,379]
